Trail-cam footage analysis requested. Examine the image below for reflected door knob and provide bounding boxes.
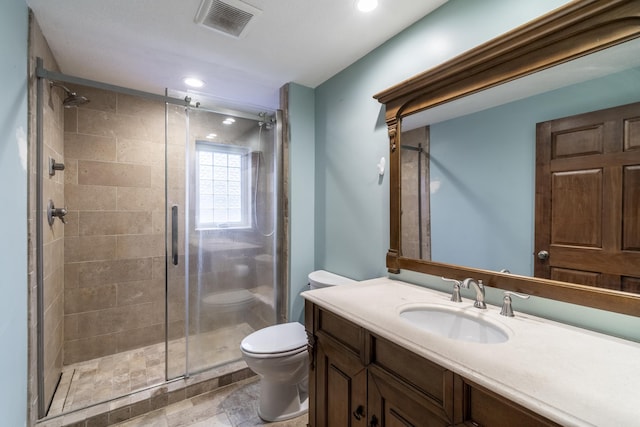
[537,250,549,260]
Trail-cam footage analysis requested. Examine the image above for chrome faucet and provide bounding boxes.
[461,278,486,309]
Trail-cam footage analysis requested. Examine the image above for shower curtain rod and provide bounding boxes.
[35,57,266,121]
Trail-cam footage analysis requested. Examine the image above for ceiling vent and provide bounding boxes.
[195,0,262,39]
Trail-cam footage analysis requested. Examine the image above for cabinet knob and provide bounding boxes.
[353,405,365,420]
[537,250,549,260]
[369,415,379,426]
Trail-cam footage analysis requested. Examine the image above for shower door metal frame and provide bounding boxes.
[35,57,46,418]
[274,109,288,324]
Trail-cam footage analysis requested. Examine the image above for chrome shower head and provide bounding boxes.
[62,93,90,108]
[50,81,90,108]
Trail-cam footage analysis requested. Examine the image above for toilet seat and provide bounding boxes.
[241,322,307,358]
[242,345,307,360]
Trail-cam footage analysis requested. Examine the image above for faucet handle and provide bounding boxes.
[47,200,68,225]
[500,291,530,317]
[442,277,462,302]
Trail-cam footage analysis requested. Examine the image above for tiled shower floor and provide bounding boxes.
[48,323,255,416]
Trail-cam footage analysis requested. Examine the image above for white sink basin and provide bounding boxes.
[400,306,509,344]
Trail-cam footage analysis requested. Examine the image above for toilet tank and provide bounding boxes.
[308,270,357,290]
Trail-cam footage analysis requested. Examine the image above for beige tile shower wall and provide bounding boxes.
[41,73,66,416]
[28,13,66,419]
[63,86,167,364]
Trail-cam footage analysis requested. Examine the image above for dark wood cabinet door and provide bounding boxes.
[368,366,452,427]
[315,335,368,427]
[535,101,640,292]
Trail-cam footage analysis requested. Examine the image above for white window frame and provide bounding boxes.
[195,141,251,230]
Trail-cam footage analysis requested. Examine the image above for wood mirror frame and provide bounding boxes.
[374,0,640,317]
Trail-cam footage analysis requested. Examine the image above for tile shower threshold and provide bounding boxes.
[37,360,256,427]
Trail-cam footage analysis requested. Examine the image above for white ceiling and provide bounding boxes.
[27,0,448,113]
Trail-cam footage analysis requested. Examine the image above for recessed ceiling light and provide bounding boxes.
[356,0,378,12]
[223,118,236,125]
[206,133,217,139]
[183,77,205,88]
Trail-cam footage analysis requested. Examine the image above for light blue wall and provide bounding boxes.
[310,0,640,342]
[288,83,316,323]
[0,0,29,425]
[430,67,640,275]
[306,0,636,343]
[313,0,570,281]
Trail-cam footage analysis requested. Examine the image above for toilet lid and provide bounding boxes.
[241,322,307,354]
[308,269,357,289]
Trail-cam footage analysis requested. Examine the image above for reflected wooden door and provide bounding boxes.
[535,102,640,293]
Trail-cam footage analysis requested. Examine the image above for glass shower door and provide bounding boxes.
[166,105,278,378]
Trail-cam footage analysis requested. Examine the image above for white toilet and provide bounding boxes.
[240,270,356,422]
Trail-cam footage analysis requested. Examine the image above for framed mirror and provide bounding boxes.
[374,0,640,316]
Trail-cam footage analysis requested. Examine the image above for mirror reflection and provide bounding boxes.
[400,38,640,291]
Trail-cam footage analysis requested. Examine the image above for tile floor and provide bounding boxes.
[49,323,255,416]
[112,377,308,427]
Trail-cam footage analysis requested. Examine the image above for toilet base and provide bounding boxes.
[257,379,309,422]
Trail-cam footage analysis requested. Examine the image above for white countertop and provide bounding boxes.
[301,277,640,427]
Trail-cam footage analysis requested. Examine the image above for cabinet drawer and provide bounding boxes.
[371,335,453,419]
[316,307,363,357]
[456,377,562,427]
[369,366,452,427]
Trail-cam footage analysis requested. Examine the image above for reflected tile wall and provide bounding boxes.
[401,126,431,260]
[63,85,167,364]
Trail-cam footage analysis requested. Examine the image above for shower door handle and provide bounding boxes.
[171,205,178,265]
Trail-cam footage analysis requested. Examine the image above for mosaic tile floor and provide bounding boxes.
[49,323,255,416]
[113,377,308,427]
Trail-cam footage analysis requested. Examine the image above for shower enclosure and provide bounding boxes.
[34,61,285,419]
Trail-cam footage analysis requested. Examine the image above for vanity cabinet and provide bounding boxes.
[306,301,561,427]
[309,301,368,426]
